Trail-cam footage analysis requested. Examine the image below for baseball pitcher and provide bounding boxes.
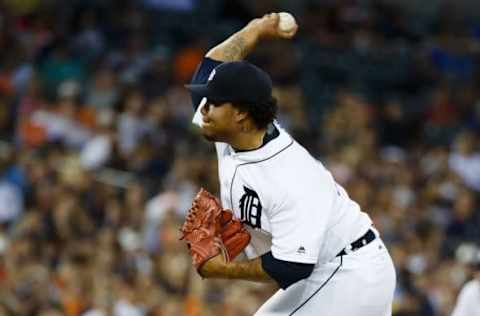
[182,12,396,315]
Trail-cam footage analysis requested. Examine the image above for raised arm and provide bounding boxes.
[189,12,297,110]
[206,12,298,62]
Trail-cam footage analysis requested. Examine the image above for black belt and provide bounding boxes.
[336,229,376,257]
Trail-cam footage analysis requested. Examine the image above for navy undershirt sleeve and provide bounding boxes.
[261,251,315,289]
[189,57,223,110]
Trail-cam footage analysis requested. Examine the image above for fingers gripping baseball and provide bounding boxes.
[277,12,298,38]
[180,188,251,270]
[249,12,298,39]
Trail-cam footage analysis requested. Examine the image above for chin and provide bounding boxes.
[202,134,217,142]
[200,128,218,142]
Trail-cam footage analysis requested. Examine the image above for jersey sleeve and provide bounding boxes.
[261,251,314,289]
[268,167,336,264]
[189,57,222,110]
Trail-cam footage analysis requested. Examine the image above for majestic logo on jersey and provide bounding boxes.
[239,186,262,229]
[296,246,306,255]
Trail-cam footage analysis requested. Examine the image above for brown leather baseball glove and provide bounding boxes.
[180,188,251,270]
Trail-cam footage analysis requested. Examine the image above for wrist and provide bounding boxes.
[244,19,264,40]
[198,255,226,278]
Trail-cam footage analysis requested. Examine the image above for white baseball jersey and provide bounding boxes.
[191,62,396,315]
[451,279,480,316]
[212,122,372,265]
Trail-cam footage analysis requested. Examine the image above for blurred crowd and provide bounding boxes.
[0,0,479,315]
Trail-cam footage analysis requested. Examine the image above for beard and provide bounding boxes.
[202,134,216,142]
[200,127,219,142]
[200,125,230,143]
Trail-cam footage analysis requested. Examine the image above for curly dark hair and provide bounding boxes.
[233,97,278,130]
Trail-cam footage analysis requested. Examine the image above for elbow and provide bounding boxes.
[261,252,314,289]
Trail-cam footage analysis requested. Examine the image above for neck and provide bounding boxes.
[230,127,267,151]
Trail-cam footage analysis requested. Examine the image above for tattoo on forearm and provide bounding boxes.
[222,36,247,61]
[203,256,271,282]
[225,258,272,282]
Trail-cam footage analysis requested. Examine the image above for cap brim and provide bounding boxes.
[185,83,210,98]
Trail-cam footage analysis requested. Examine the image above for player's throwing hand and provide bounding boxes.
[247,12,298,40]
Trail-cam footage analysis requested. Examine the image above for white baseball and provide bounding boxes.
[278,12,296,32]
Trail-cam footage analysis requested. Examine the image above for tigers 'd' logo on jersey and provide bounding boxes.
[239,186,262,229]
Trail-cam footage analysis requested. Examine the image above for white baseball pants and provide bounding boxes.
[255,237,396,316]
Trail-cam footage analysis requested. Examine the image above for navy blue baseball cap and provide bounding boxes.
[185,61,273,105]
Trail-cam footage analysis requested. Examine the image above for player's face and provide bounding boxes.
[200,99,241,142]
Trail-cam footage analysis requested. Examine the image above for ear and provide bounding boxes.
[233,108,249,123]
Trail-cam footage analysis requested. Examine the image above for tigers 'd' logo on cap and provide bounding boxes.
[208,69,216,82]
